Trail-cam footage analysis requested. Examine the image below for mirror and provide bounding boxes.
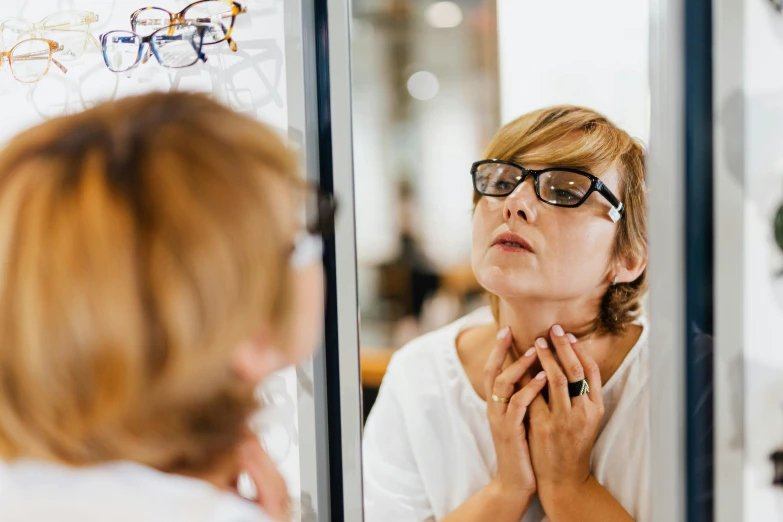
[350,1,652,520]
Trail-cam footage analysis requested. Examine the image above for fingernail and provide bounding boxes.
[535,370,547,380]
[496,326,510,340]
[567,333,577,344]
[552,324,564,337]
[524,347,536,357]
[536,337,548,349]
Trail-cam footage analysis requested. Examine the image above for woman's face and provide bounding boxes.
[275,182,325,368]
[233,179,325,383]
[471,161,623,304]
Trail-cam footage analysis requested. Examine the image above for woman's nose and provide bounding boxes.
[503,178,538,223]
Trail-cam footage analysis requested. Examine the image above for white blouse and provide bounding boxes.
[0,459,274,522]
[363,307,650,522]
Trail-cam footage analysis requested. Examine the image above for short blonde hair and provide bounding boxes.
[476,105,647,335]
[0,92,299,474]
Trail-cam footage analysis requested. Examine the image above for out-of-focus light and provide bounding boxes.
[407,71,439,100]
[425,1,463,29]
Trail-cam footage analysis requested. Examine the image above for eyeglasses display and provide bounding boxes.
[471,159,625,222]
[0,11,100,60]
[101,22,219,73]
[0,4,252,82]
[130,1,247,52]
[0,38,67,83]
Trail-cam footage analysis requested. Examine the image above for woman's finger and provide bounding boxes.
[492,346,538,407]
[549,325,585,391]
[484,326,513,411]
[240,438,289,520]
[528,391,549,418]
[506,370,547,426]
[535,336,571,412]
[571,335,604,408]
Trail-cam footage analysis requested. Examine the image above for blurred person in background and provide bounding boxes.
[363,106,649,521]
[0,92,329,522]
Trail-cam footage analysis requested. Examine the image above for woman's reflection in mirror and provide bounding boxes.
[363,106,649,522]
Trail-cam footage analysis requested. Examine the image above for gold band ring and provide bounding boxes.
[491,394,510,404]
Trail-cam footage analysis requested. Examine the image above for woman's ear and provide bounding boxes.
[231,336,287,384]
[615,250,647,284]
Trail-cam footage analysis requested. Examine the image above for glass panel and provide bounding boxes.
[353,1,656,521]
[0,2,337,522]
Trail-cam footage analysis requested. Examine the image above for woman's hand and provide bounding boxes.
[238,437,291,521]
[527,325,605,499]
[484,326,549,509]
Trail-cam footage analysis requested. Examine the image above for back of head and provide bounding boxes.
[0,92,299,474]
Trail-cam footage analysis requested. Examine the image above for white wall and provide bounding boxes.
[735,0,783,517]
[497,0,650,143]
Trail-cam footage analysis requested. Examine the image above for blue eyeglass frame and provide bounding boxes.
[99,22,212,73]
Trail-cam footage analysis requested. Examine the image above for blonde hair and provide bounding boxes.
[476,105,647,335]
[0,92,299,474]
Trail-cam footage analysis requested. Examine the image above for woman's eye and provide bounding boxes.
[553,188,584,202]
[492,180,514,192]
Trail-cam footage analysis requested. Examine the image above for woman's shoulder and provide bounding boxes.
[602,315,651,398]
[0,460,272,522]
[384,307,494,379]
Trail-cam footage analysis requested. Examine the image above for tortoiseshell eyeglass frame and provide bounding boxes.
[130,0,247,52]
[0,38,67,83]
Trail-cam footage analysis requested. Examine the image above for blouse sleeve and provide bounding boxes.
[362,359,436,522]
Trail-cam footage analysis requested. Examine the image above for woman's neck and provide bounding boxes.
[496,296,601,356]
[494,296,642,384]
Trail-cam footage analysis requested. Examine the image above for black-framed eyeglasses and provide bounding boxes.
[775,204,783,257]
[471,159,625,223]
[291,186,337,269]
[304,185,337,238]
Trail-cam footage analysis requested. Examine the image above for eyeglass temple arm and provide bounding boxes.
[193,27,209,62]
[88,31,101,49]
[595,180,624,222]
[51,56,68,72]
[191,15,240,52]
[10,49,68,73]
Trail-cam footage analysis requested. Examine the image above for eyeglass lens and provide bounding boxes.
[134,1,234,44]
[183,2,235,44]
[152,25,203,67]
[9,40,51,82]
[303,188,337,237]
[103,32,142,72]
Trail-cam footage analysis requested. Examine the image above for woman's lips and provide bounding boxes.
[491,232,534,253]
[493,242,533,253]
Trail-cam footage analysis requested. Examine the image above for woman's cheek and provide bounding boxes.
[288,264,325,364]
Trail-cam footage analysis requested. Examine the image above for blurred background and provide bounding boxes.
[349,0,650,420]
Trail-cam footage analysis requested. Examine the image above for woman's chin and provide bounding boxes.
[474,265,537,298]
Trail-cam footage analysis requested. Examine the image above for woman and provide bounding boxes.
[0,92,329,521]
[363,106,648,521]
